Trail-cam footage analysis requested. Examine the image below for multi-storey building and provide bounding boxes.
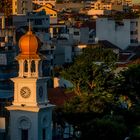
[123,0,132,6]
[104,0,132,5]
[34,3,58,24]
[85,0,123,11]
[96,17,140,49]
[12,0,33,15]
[32,0,56,6]
[0,15,18,140]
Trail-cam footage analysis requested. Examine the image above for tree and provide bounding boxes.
[59,46,118,137]
[61,45,117,95]
[115,64,140,105]
[63,92,113,113]
[58,48,140,139]
[80,116,127,140]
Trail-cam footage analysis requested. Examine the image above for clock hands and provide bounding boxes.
[20,87,31,98]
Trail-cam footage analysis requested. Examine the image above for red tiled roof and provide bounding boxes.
[48,88,76,106]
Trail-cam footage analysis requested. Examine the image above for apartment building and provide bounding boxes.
[34,3,58,24]
[96,17,140,49]
[85,0,123,11]
[32,0,56,6]
[12,0,33,15]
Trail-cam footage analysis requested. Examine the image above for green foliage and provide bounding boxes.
[131,126,140,140]
[61,46,118,95]
[59,46,140,139]
[115,64,140,104]
[63,92,113,113]
[81,116,127,140]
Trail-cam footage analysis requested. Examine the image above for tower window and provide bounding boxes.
[21,129,28,140]
[31,60,35,72]
[24,60,28,72]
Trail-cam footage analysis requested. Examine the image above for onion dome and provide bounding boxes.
[19,30,38,55]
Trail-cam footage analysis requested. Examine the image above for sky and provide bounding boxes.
[133,0,140,4]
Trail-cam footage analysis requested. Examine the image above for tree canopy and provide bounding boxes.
[61,46,118,95]
[56,46,140,140]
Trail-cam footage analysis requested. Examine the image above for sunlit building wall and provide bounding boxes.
[34,4,58,24]
[12,0,33,15]
[32,0,56,6]
[85,1,112,10]
[85,0,123,11]
[96,17,140,50]
[111,0,132,5]
[123,0,132,5]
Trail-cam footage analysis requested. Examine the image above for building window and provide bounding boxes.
[130,39,138,43]
[21,129,28,140]
[130,30,138,35]
[136,21,138,27]
[74,31,79,35]
[35,19,42,25]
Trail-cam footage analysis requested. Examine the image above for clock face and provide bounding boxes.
[39,86,43,98]
[20,87,31,98]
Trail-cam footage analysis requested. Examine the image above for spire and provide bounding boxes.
[27,20,33,35]
[29,20,31,32]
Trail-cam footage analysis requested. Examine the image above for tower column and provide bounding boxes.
[35,60,39,77]
[19,60,24,77]
[28,60,31,77]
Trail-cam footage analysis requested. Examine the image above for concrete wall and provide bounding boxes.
[68,27,89,43]
[96,18,131,49]
[54,40,72,65]
[55,3,84,11]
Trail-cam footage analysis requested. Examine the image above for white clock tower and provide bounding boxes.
[7,27,54,140]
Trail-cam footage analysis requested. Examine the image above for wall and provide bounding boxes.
[12,0,33,15]
[96,18,131,49]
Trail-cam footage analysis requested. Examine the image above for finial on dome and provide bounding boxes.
[27,20,33,35]
[29,20,31,32]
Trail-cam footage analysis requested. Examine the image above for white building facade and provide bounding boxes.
[96,17,140,49]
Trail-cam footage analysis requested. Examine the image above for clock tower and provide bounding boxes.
[7,27,54,140]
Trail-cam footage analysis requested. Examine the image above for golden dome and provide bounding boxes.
[19,30,38,55]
